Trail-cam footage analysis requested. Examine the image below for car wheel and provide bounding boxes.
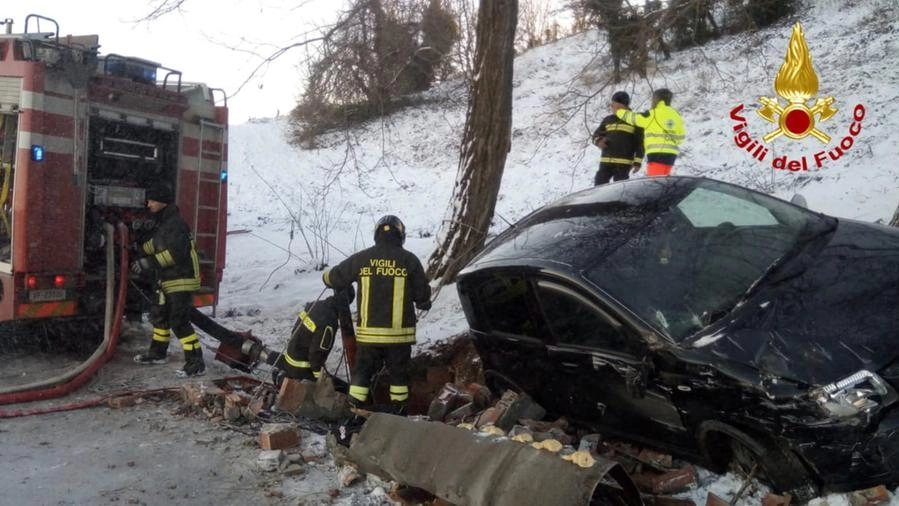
[699,422,820,503]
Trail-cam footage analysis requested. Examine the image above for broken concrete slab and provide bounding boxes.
[347,413,643,506]
[256,449,284,472]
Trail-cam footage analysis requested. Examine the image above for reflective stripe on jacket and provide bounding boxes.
[616,103,685,157]
[323,243,430,345]
[141,204,200,294]
[593,113,644,167]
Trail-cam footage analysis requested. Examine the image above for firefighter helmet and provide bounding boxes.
[374,215,405,245]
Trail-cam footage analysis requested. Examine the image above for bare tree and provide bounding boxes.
[517,0,555,51]
[444,0,481,82]
[427,0,519,283]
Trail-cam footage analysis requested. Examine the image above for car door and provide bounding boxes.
[462,270,556,403]
[534,279,687,438]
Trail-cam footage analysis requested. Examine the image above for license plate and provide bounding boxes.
[28,289,66,302]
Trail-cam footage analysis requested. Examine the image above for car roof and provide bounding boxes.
[462,177,704,275]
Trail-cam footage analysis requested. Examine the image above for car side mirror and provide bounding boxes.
[790,194,808,209]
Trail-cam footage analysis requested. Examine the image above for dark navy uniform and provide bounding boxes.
[323,215,431,413]
[276,289,354,380]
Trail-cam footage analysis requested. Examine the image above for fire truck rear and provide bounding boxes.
[0,16,227,346]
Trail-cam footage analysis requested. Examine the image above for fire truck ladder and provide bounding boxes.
[193,118,225,316]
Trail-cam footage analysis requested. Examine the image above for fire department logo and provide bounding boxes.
[728,22,865,172]
[757,23,837,143]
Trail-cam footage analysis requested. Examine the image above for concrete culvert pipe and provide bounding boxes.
[347,413,643,506]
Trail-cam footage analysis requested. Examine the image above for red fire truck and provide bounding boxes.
[0,14,228,400]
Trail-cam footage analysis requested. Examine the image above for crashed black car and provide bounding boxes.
[456,176,899,500]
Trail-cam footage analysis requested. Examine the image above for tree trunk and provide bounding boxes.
[426,0,518,284]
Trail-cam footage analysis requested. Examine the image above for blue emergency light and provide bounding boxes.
[220,170,228,182]
[31,145,44,162]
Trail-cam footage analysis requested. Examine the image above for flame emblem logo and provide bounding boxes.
[757,23,837,143]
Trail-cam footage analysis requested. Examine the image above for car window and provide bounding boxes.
[536,282,628,350]
[586,181,811,341]
[471,273,541,338]
[677,187,778,227]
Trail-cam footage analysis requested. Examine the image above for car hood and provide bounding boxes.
[688,219,899,386]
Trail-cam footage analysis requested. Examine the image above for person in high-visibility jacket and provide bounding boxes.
[613,88,685,177]
[273,286,355,381]
[322,215,431,414]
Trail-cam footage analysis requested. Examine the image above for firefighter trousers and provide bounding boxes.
[348,344,411,406]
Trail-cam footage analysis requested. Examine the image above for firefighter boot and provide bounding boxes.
[133,339,169,365]
[389,401,408,417]
[177,348,206,378]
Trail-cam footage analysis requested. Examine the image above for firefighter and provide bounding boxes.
[322,215,431,415]
[613,88,685,177]
[592,90,644,185]
[131,182,206,378]
[273,286,355,381]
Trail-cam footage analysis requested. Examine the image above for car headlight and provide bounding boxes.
[810,370,898,420]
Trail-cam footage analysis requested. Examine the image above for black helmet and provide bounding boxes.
[611,91,630,107]
[374,215,405,245]
[145,182,174,204]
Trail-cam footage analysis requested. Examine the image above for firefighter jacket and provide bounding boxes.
[323,243,431,345]
[140,204,200,294]
[592,113,644,167]
[282,293,354,374]
[616,102,685,159]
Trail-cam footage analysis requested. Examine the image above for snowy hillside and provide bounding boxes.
[216,2,899,502]
[222,0,898,350]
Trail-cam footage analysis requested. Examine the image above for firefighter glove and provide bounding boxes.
[416,299,432,311]
[131,257,153,274]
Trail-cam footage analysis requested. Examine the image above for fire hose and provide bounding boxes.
[0,222,130,406]
[0,221,329,408]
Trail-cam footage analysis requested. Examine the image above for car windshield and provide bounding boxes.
[585,179,825,341]
[474,180,682,268]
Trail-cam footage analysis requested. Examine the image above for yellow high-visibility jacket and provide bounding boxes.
[616,102,685,158]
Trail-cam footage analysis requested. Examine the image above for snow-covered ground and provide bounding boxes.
[215,0,899,502]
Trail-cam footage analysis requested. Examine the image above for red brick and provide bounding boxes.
[762,493,793,506]
[849,485,891,506]
[475,406,503,428]
[651,466,696,495]
[259,423,300,450]
[180,381,225,407]
[275,378,313,413]
[638,448,673,469]
[225,392,249,408]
